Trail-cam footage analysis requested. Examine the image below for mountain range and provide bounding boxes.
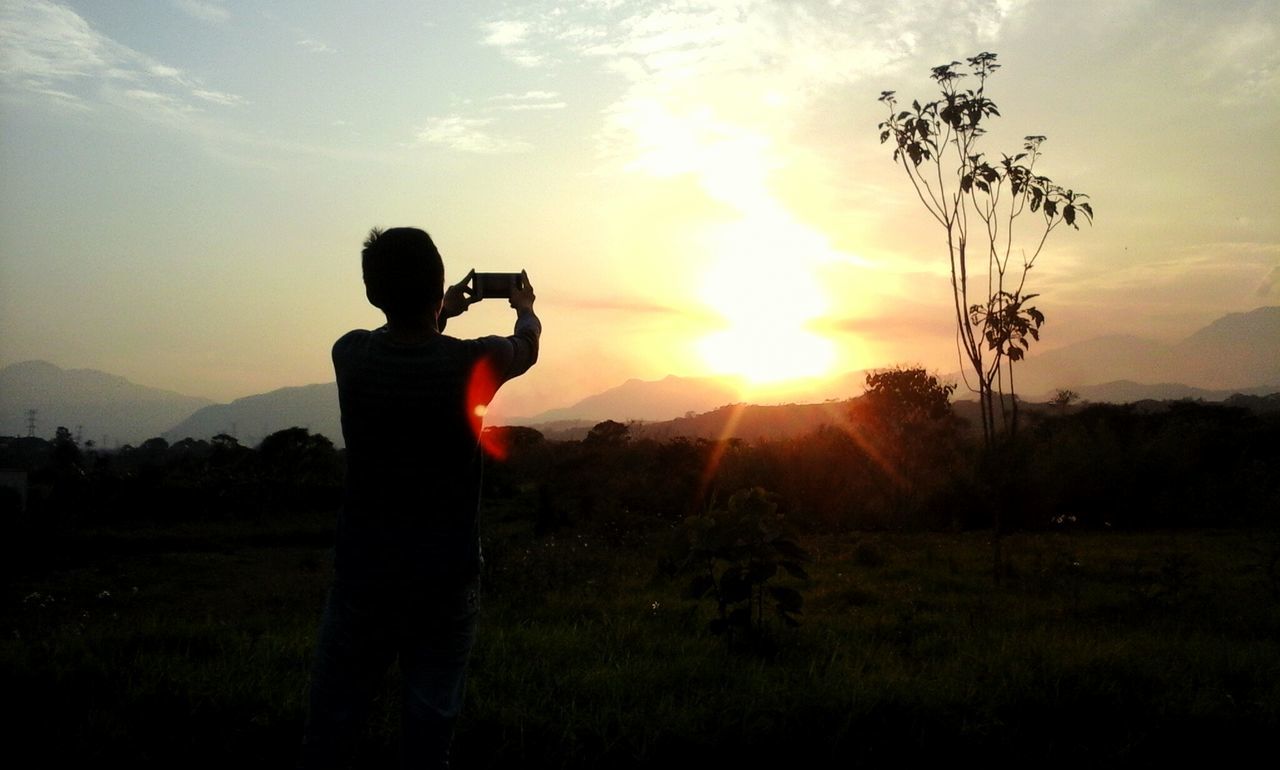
[162,383,342,448]
[0,360,213,446]
[2,307,1276,446]
[1006,306,1280,396]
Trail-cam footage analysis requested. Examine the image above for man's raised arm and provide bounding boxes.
[505,271,539,379]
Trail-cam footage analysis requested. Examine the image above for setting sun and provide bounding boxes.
[695,224,837,384]
[697,322,835,384]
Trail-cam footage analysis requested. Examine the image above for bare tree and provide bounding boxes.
[878,53,1093,444]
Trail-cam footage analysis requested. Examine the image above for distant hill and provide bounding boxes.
[6,308,1276,446]
[0,361,213,445]
[1014,306,1280,397]
[1169,306,1280,388]
[520,308,1278,425]
[634,400,855,442]
[519,374,744,424]
[163,383,341,447]
[1071,380,1280,404]
[528,387,1280,445]
[1011,334,1167,394]
[525,400,857,443]
[514,369,877,426]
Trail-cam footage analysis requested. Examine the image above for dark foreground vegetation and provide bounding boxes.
[3,390,1279,766]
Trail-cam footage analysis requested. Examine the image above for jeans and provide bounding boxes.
[299,572,480,769]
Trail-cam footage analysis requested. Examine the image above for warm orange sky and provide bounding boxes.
[1,1,1277,418]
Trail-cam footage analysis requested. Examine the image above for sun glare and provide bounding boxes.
[624,102,864,390]
[697,323,835,384]
[695,223,837,385]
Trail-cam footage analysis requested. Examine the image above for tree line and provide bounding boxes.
[6,369,1274,535]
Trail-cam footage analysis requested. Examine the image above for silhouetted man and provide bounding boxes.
[300,227,539,769]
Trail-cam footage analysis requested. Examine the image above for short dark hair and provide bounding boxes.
[361,227,444,319]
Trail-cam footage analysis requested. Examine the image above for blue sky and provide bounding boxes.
[1,0,1277,417]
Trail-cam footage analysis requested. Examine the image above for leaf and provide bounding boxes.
[1044,200,1058,218]
[1064,204,1076,227]
[686,574,715,600]
[747,562,778,584]
[780,560,810,580]
[768,586,804,613]
[720,568,752,604]
[773,539,811,562]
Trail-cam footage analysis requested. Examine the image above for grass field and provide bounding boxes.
[4,506,1279,767]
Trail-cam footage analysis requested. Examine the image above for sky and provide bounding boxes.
[1,0,1277,419]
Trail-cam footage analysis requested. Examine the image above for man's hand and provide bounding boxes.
[441,269,479,319]
[510,270,535,312]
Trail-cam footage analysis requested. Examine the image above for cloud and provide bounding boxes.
[480,19,544,67]
[465,1,1033,188]
[1,0,116,83]
[415,115,531,154]
[1258,265,1280,299]
[27,85,88,109]
[413,91,564,152]
[553,295,715,320]
[173,0,229,24]
[481,0,1029,221]
[491,90,561,101]
[296,38,335,54]
[1187,6,1278,106]
[471,1,1038,364]
[148,63,183,79]
[0,0,244,120]
[481,1,1035,182]
[1056,242,1280,296]
[500,101,566,111]
[817,312,954,340]
[482,19,529,47]
[489,90,565,111]
[192,88,246,106]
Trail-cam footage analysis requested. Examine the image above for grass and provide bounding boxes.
[3,508,1278,767]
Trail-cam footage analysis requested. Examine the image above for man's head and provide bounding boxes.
[361,227,445,322]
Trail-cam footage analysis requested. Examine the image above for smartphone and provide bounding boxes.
[474,272,523,300]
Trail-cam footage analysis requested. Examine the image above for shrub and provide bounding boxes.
[663,488,810,647]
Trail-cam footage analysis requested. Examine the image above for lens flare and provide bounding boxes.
[466,357,508,461]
